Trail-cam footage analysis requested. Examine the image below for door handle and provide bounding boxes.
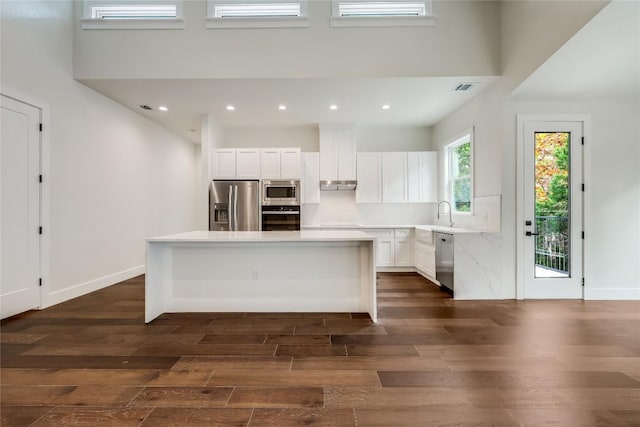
[526,231,539,236]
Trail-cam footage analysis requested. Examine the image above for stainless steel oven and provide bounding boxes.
[262,205,301,231]
[262,180,300,206]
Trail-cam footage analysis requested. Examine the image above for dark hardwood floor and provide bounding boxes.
[1,273,639,426]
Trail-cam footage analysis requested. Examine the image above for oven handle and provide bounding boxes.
[263,211,300,215]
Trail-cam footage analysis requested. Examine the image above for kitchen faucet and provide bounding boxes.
[436,201,454,228]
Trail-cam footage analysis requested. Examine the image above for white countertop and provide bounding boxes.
[301,224,481,234]
[148,230,376,243]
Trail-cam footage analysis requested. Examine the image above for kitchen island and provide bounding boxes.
[145,230,377,323]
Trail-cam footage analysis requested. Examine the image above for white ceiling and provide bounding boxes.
[81,76,498,143]
[511,0,640,100]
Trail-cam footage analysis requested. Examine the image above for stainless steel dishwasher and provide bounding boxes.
[435,232,454,294]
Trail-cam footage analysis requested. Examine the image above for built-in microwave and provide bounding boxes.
[262,180,300,206]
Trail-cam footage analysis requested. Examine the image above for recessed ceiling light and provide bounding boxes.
[278,105,287,111]
[329,105,338,110]
[226,105,235,111]
[382,104,391,110]
[158,106,168,112]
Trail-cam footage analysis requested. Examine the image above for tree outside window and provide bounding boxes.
[447,134,472,213]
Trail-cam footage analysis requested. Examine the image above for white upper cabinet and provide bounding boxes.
[407,151,437,202]
[382,152,408,203]
[235,148,261,179]
[261,148,301,180]
[319,125,356,181]
[280,148,301,179]
[356,152,382,203]
[260,149,281,179]
[210,147,301,180]
[302,152,320,204]
[210,149,236,179]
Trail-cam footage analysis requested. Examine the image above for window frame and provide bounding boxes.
[206,0,310,29]
[81,0,184,30]
[330,0,435,27]
[445,128,474,214]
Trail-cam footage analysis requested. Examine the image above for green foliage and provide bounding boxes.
[451,141,471,211]
[535,134,569,216]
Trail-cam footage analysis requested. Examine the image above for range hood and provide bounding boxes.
[320,180,357,191]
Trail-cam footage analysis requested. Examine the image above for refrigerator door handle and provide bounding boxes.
[228,185,234,231]
[234,185,239,230]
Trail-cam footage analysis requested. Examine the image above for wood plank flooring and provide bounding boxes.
[1,273,639,426]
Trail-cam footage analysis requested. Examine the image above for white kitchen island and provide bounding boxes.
[145,230,377,323]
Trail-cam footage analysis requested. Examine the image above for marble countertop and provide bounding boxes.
[301,224,481,234]
[148,230,376,243]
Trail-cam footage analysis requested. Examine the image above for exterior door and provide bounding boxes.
[523,120,583,298]
[1,95,41,318]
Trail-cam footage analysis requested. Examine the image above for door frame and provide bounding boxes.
[1,88,50,310]
[516,114,591,299]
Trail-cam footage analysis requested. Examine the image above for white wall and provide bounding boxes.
[221,126,319,152]
[432,0,611,299]
[1,0,199,306]
[356,126,432,152]
[73,0,501,80]
[506,99,640,298]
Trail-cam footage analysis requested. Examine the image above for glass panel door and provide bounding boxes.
[523,121,583,299]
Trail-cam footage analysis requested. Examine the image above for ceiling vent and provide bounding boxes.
[139,105,153,110]
[454,83,476,92]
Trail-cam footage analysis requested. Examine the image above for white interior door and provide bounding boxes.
[523,120,583,298]
[1,95,41,318]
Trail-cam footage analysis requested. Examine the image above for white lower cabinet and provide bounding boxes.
[414,229,436,279]
[364,229,395,267]
[394,229,414,267]
[363,228,413,268]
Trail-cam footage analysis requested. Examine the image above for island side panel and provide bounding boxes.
[145,241,172,323]
[164,241,367,313]
[359,240,377,322]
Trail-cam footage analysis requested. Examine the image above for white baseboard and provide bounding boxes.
[584,287,640,300]
[43,265,145,308]
[377,267,416,273]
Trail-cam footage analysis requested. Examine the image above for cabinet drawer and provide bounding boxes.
[394,228,412,238]
[363,229,394,238]
[415,229,433,244]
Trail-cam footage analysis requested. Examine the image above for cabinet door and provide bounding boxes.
[356,152,382,203]
[382,152,408,203]
[423,245,436,278]
[236,149,261,179]
[302,152,320,204]
[407,152,422,203]
[281,148,301,179]
[363,229,394,267]
[319,129,338,181]
[210,149,236,179]
[407,152,438,203]
[336,130,356,180]
[422,152,437,202]
[261,149,281,179]
[395,237,414,267]
[414,241,428,272]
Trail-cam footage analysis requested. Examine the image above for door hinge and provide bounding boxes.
[39,174,43,183]
[39,226,43,235]
[39,278,42,287]
[582,278,585,287]
[581,183,584,192]
[581,137,584,145]
[581,231,584,239]
[39,123,43,132]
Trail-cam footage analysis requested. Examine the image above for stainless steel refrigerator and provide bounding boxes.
[209,180,260,231]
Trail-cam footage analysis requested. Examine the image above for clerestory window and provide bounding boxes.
[81,0,184,29]
[206,0,309,28]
